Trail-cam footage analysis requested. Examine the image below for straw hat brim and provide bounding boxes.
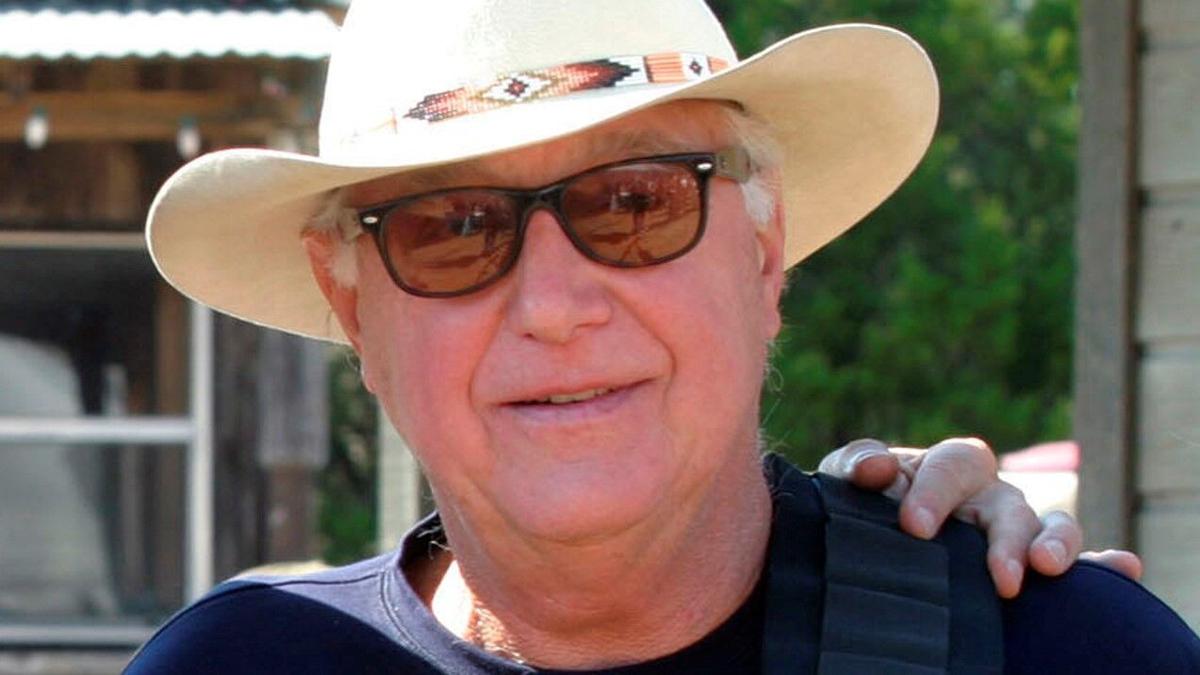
[147,23,938,344]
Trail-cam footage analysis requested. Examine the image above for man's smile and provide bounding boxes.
[497,380,652,426]
[520,387,614,405]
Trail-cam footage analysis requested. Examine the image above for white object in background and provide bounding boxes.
[0,333,117,617]
[1000,441,1080,517]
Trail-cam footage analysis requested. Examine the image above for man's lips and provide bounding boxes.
[499,379,646,407]
[493,380,651,422]
[514,387,615,406]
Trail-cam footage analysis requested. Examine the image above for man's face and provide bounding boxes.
[337,101,785,545]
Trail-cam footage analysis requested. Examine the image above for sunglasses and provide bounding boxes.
[350,147,752,297]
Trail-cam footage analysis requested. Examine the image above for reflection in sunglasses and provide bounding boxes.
[355,149,746,296]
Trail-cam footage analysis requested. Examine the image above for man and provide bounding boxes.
[129,0,1196,672]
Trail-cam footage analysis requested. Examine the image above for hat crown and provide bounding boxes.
[319,0,737,156]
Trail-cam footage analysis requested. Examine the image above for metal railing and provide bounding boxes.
[0,624,156,647]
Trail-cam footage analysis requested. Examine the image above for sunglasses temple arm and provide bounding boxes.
[714,147,753,183]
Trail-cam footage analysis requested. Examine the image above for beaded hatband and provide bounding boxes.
[403,52,730,123]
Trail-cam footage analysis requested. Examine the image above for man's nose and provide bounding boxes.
[506,207,613,344]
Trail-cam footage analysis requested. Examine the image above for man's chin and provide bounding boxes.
[490,463,675,546]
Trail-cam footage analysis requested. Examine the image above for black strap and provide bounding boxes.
[760,456,1003,675]
[816,472,951,674]
[761,457,819,672]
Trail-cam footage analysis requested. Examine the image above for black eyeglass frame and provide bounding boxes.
[353,146,753,298]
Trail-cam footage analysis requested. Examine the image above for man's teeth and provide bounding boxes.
[535,388,613,405]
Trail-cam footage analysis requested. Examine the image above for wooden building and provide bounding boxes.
[1077,0,1200,629]
[0,1,340,670]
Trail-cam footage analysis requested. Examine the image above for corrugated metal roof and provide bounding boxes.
[2,1,330,9]
[4,1,340,9]
[0,7,338,59]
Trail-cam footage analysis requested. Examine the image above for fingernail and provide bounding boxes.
[848,454,877,472]
[1007,559,1024,588]
[1043,540,1067,567]
[846,440,886,469]
[913,507,936,538]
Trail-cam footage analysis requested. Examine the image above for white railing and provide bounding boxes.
[0,417,193,444]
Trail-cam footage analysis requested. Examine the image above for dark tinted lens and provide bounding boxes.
[561,161,702,265]
[379,190,519,294]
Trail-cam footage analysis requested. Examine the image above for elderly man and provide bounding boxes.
[129,0,1198,673]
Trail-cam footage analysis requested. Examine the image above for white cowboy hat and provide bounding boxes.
[146,0,939,344]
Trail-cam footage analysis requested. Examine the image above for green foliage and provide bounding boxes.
[317,348,378,564]
[708,0,1079,465]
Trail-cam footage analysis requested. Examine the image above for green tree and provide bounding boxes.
[708,0,1079,465]
[319,350,378,564]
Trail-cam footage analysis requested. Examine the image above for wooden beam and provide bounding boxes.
[1074,0,1139,551]
[0,90,305,142]
[0,230,145,250]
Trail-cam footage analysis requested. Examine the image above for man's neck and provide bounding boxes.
[409,451,774,669]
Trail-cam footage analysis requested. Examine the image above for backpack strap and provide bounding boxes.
[760,456,1003,675]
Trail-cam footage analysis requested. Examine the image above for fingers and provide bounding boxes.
[1080,549,1144,581]
[820,436,1102,598]
[1026,510,1084,577]
[897,437,998,540]
[818,438,901,492]
[970,482,1044,598]
[894,437,1049,598]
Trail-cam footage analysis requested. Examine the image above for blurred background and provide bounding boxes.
[0,0,1195,671]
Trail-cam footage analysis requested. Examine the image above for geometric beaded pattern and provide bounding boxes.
[401,52,730,123]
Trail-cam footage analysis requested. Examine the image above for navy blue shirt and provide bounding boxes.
[127,469,1200,674]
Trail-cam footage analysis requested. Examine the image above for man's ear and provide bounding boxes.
[754,191,786,340]
[302,230,364,353]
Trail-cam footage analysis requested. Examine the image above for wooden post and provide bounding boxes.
[1074,0,1139,551]
[213,317,331,571]
[213,315,264,579]
[151,280,188,605]
[255,330,330,563]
